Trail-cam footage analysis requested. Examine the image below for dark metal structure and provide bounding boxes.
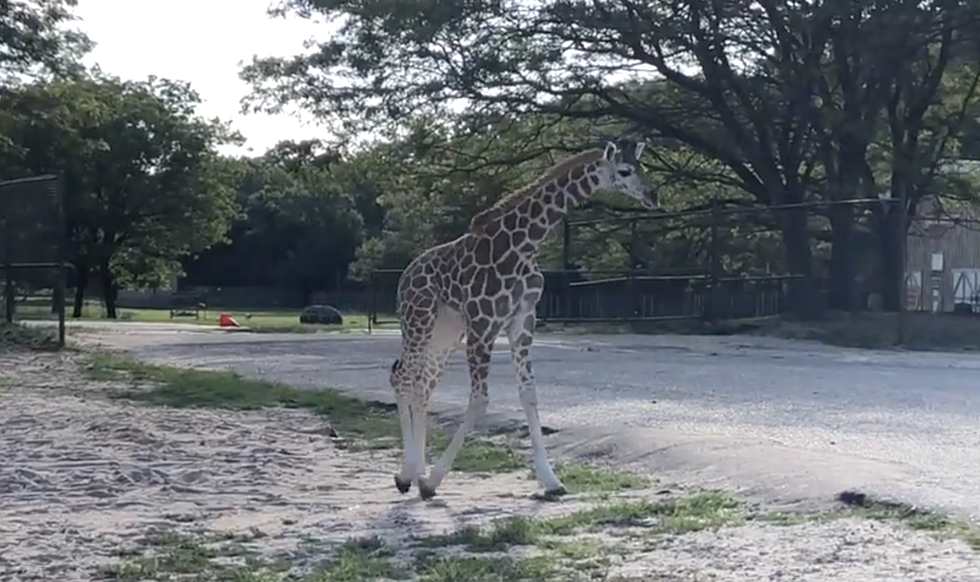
[365,197,907,335]
[0,174,68,347]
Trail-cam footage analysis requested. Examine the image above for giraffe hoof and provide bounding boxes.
[418,482,438,501]
[534,487,568,502]
[394,476,412,494]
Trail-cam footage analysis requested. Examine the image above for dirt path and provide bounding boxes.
[1,346,979,581]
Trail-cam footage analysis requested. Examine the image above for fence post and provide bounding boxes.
[561,217,571,320]
[628,218,638,318]
[2,262,11,324]
[368,270,377,334]
[706,201,723,323]
[897,193,908,345]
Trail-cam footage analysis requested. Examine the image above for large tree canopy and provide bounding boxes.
[0,0,91,79]
[0,73,240,317]
[243,0,980,313]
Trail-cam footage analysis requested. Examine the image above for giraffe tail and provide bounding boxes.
[389,358,403,388]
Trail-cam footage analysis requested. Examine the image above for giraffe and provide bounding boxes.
[388,139,656,501]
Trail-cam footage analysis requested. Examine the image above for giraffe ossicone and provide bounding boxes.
[389,139,656,501]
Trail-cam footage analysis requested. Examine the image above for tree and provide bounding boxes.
[182,141,364,298]
[0,0,91,80]
[243,0,980,316]
[0,73,240,317]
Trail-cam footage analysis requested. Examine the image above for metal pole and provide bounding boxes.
[368,271,375,334]
[897,194,908,345]
[561,218,571,320]
[55,175,67,347]
[708,201,723,322]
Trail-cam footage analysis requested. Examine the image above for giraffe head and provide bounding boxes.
[599,139,657,209]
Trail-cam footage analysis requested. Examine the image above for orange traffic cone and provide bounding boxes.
[217,313,240,328]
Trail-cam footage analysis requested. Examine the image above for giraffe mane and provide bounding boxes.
[469,149,605,234]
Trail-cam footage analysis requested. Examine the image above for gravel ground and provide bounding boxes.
[2,330,980,580]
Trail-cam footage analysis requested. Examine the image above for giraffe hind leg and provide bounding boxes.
[391,305,460,498]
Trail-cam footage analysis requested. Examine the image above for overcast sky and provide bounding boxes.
[74,0,329,156]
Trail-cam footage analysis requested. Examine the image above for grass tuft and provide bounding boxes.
[0,322,60,350]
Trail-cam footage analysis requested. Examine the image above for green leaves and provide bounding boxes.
[0,72,239,290]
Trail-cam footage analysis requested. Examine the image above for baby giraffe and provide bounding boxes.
[389,139,656,500]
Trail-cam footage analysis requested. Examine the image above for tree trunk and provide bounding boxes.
[876,206,903,312]
[828,204,857,312]
[72,262,88,318]
[100,263,119,319]
[779,207,815,318]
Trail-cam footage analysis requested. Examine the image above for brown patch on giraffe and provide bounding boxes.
[570,164,585,180]
[493,294,510,315]
[491,231,510,259]
[484,272,502,296]
[471,269,487,296]
[468,149,604,234]
[511,278,526,301]
[527,221,547,241]
[498,250,519,273]
[517,215,530,229]
[478,297,495,315]
[465,300,481,320]
[473,237,491,265]
[449,281,465,303]
[511,230,527,248]
[545,181,558,193]
[545,207,561,224]
[566,181,581,199]
[502,212,517,231]
[529,200,543,217]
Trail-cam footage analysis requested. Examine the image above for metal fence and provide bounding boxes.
[0,174,67,347]
[365,198,906,327]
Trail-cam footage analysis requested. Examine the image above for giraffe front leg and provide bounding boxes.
[418,336,493,499]
[393,391,416,494]
[508,310,565,498]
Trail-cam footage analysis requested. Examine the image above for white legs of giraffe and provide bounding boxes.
[508,307,565,496]
[392,306,463,498]
[392,304,564,500]
[417,330,494,497]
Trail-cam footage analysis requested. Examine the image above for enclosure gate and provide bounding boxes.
[0,174,68,347]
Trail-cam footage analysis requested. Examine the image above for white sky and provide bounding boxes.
[74,0,329,156]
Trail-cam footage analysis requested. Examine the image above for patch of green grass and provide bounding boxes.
[544,491,743,536]
[835,491,980,550]
[429,434,525,474]
[555,463,650,494]
[82,352,525,472]
[304,536,405,581]
[0,322,60,350]
[414,553,559,582]
[82,352,401,447]
[99,530,271,581]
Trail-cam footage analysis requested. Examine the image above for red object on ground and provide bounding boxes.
[217,313,240,327]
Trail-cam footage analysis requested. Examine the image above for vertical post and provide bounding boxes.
[55,174,67,347]
[897,194,908,345]
[628,218,638,319]
[3,262,11,324]
[707,201,723,322]
[561,217,571,320]
[368,270,376,334]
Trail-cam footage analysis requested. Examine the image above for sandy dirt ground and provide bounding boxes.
[2,345,980,581]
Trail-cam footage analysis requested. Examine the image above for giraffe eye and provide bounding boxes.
[617,168,632,177]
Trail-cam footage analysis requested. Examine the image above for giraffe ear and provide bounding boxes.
[603,141,618,162]
[634,141,646,159]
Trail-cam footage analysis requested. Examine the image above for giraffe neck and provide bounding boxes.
[493,161,608,254]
